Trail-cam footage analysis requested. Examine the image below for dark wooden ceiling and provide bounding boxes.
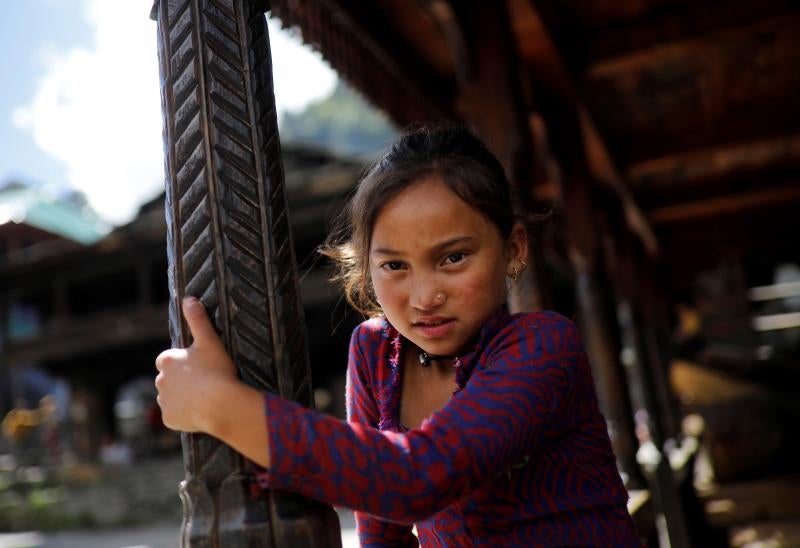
[270,0,800,280]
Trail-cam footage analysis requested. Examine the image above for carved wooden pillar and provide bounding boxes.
[151,1,341,545]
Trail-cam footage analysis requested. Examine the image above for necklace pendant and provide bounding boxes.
[419,351,431,367]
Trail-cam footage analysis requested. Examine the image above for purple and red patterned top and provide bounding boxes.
[255,307,640,546]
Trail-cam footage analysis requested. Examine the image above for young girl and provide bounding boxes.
[155,126,640,546]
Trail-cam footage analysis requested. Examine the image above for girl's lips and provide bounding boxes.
[413,319,455,338]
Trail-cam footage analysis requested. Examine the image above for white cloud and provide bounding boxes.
[13,1,337,226]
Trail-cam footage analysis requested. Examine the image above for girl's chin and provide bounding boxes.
[396,322,470,356]
[412,338,469,358]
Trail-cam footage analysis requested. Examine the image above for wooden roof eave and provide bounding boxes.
[268,0,457,126]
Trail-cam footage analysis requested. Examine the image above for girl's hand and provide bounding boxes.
[155,297,238,434]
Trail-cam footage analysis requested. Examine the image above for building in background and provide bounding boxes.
[0,145,364,462]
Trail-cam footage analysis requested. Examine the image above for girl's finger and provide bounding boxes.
[182,297,221,350]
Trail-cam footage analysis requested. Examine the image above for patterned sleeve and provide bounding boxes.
[345,326,419,547]
[255,313,579,524]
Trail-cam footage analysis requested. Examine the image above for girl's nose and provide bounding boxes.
[410,281,446,310]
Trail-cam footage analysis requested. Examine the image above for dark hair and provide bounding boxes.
[321,125,533,317]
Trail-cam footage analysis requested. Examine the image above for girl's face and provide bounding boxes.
[369,176,527,357]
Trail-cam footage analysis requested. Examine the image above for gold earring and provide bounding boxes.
[520,259,527,272]
[511,266,519,281]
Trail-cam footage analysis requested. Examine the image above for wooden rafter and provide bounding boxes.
[512,0,659,255]
[269,0,455,126]
[583,13,800,164]
[417,0,473,83]
[648,184,800,224]
[627,134,800,191]
[447,1,531,176]
[582,0,798,63]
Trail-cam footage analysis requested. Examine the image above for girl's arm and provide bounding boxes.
[156,299,593,525]
[156,298,418,545]
[251,312,594,524]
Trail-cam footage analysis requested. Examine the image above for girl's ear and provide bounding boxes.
[506,222,529,268]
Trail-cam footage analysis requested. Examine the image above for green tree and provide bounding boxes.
[279,81,397,156]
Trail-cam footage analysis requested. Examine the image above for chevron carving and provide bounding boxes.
[154,0,339,545]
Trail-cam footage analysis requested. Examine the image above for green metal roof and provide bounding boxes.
[0,183,109,244]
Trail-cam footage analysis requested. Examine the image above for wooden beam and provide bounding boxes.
[583,0,797,63]
[577,106,659,255]
[583,14,800,163]
[269,0,455,125]
[449,0,530,176]
[418,0,473,83]
[522,0,587,78]
[749,280,800,302]
[508,0,576,100]
[648,185,800,224]
[752,312,800,332]
[702,475,800,529]
[628,134,800,191]
[628,489,656,546]
[512,0,659,256]
[730,521,800,547]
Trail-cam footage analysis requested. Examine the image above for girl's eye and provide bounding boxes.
[381,261,405,271]
[444,252,466,265]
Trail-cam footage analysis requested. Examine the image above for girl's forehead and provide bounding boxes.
[379,177,467,216]
[370,180,500,251]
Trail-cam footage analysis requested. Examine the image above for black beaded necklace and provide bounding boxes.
[418,351,457,367]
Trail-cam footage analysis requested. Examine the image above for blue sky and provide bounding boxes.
[1,1,337,224]
[0,1,92,191]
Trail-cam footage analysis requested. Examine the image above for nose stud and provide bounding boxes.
[435,292,445,303]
